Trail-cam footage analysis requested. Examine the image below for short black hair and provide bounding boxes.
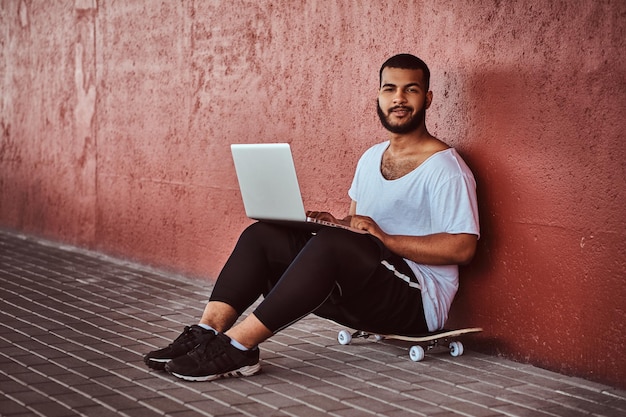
[379,54,430,91]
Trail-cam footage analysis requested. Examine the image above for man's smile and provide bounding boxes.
[389,106,412,118]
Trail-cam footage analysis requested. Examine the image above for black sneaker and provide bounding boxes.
[144,325,216,370]
[165,333,261,382]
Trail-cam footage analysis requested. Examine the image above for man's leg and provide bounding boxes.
[199,302,238,334]
[315,252,429,336]
[249,227,428,338]
[165,227,428,381]
[203,221,312,329]
[165,227,386,380]
[250,227,384,335]
[207,227,388,350]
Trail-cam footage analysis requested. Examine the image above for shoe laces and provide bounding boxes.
[170,325,202,348]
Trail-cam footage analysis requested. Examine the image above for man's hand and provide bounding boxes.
[349,215,386,240]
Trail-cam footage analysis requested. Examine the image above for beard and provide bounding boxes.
[377,101,425,134]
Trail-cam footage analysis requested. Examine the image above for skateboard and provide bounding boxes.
[337,327,483,362]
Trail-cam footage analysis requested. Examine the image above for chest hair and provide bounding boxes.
[380,153,426,180]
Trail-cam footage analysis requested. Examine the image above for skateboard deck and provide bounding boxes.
[337,327,482,362]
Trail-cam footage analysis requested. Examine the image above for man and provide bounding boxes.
[144,54,480,382]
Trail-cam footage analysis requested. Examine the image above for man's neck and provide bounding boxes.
[380,127,448,180]
[386,127,436,154]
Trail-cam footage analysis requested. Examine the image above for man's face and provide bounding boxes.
[377,67,432,134]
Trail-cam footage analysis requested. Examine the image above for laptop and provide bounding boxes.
[230,143,366,234]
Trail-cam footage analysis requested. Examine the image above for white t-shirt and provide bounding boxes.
[348,141,480,331]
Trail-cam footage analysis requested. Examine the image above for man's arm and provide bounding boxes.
[379,232,477,265]
[346,200,477,266]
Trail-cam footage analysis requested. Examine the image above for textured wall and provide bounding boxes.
[1,1,625,389]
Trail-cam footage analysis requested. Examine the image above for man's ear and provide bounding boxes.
[425,91,433,109]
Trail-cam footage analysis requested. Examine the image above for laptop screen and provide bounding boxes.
[231,143,308,222]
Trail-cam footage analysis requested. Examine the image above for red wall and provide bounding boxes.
[1,1,625,389]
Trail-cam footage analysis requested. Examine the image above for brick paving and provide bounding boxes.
[1,229,625,417]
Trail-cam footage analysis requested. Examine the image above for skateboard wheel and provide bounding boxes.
[374,334,384,342]
[449,341,464,357]
[409,345,425,362]
[338,330,352,345]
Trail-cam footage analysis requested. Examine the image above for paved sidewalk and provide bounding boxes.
[1,230,625,417]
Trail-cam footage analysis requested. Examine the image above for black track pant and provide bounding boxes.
[209,222,428,335]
